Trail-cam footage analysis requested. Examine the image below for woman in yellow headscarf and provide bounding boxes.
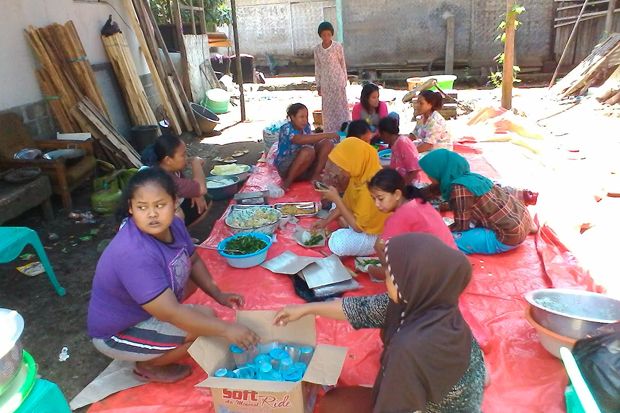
[314,137,389,256]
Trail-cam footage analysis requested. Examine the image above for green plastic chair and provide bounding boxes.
[0,227,66,296]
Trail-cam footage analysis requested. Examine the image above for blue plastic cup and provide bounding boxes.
[229,344,248,368]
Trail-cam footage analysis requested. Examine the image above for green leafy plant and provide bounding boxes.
[489,4,525,88]
[149,0,231,27]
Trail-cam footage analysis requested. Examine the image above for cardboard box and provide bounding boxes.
[189,310,347,413]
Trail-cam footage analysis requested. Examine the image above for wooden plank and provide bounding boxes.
[502,1,516,110]
[167,76,192,131]
[553,34,620,96]
[122,0,182,135]
[76,100,142,167]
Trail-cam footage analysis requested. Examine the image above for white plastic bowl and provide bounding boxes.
[217,233,272,269]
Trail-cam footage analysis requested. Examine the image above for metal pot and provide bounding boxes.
[0,309,25,393]
[524,288,620,339]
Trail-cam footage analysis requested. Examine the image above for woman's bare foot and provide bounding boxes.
[133,363,191,383]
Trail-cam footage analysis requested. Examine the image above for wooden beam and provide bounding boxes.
[178,4,204,12]
[606,0,617,34]
[502,1,516,110]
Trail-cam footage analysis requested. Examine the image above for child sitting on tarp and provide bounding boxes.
[411,90,452,152]
[420,149,533,255]
[313,137,388,257]
[275,103,338,190]
[378,116,420,184]
[87,168,259,383]
[141,134,209,228]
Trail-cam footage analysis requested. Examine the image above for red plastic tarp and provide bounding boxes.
[90,154,597,413]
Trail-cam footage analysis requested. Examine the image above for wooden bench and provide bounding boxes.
[0,175,54,224]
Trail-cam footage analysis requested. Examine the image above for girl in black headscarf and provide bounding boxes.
[274,233,486,413]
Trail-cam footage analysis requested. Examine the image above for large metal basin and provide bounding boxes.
[524,288,620,339]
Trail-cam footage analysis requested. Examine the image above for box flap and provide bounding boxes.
[303,344,348,386]
[197,376,298,393]
[237,310,316,346]
[188,336,232,375]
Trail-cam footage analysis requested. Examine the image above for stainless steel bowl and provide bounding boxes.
[524,288,620,339]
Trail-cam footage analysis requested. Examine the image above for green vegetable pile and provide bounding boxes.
[303,233,324,246]
[224,235,267,255]
[360,258,381,266]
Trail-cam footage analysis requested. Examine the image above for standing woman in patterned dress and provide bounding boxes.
[314,21,350,133]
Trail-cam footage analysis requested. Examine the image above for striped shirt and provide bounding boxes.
[449,184,532,246]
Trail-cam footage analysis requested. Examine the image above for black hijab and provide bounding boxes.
[373,233,473,413]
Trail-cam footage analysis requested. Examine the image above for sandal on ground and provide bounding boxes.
[133,363,191,383]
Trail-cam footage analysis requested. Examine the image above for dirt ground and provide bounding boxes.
[1,77,619,409]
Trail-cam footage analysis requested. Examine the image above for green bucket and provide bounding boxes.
[421,75,457,91]
[203,88,230,114]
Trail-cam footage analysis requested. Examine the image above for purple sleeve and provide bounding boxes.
[171,173,201,198]
[378,101,389,119]
[117,250,170,306]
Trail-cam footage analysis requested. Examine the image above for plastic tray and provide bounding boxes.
[274,202,319,217]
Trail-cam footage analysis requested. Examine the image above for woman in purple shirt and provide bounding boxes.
[87,168,259,382]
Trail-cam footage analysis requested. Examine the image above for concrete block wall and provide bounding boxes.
[0,101,56,140]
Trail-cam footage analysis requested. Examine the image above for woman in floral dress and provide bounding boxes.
[314,21,350,133]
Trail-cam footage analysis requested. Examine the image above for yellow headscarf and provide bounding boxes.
[328,138,388,234]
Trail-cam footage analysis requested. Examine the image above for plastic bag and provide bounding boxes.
[572,322,620,412]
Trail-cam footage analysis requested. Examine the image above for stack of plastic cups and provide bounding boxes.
[299,346,314,364]
[269,348,289,370]
[283,344,300,362]
[214,368,237,378]
[257,363,282,381]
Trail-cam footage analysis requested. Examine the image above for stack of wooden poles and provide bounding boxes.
[102,32,158,126]
[25,22,108,133]
[26,21,141,168]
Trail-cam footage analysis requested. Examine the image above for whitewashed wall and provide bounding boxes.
[0,0,146,111]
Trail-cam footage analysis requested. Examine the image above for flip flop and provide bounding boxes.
[133,363,191,383]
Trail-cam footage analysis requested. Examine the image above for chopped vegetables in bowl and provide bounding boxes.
[217,233,273,268]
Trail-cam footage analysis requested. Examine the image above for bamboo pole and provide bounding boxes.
[137,0,201,135]
[122,0,183,135]
[502,1,516,110]
[102,32,158,126]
